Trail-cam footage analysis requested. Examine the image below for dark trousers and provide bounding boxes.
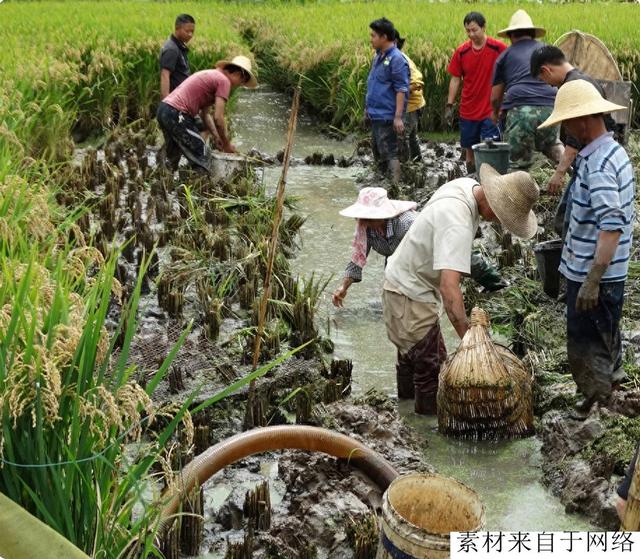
[396,324,447,414]
[156,102,210,172]
[401,110,421,162]
[566,278,625,402]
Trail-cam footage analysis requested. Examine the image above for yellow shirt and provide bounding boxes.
[402,52,426,113]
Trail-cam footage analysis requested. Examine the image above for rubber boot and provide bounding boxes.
[407,324,448,415]
[396,350,415,399]
[389,158,402,186]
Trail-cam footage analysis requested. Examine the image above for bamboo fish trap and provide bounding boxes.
[437,307,534,441]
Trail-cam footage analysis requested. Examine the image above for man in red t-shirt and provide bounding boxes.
[156,55,257,172]
[446,12,507,172]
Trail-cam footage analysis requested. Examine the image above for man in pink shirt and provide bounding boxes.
[157,55,257,172]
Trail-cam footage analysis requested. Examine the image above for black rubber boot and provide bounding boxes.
[396,351,415,399]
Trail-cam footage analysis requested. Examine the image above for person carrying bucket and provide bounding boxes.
[538,79,633,418]
[382,166,539,414]
[446,12,507,173]
[332,188,508,312]
[156,56,257,172]
[490,10,564,170]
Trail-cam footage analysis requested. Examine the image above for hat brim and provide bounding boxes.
[339,200,417,219]
[497,26,545,39]
[538,99,627,129]
[480,164,538,240]
[215,60,258,89]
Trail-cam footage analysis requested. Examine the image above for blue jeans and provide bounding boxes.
[566,279,625,401]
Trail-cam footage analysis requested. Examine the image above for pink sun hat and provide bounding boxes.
[339,187,417,219]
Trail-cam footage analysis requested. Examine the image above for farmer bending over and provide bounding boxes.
[332,188,508,309]
[156,56,257,172]
[382,166,539,414]
[538,80,633,418]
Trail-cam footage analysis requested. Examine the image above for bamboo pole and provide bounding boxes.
[622,452,640,530]
[244,85,301,429]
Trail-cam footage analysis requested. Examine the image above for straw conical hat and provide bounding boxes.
[479,164,539,240]
[215,55,258,89]
[498,9,545,39]
[538,79,627,129]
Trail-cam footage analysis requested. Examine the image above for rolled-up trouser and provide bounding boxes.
[566,278,625,403]
[156,102,210,172]
[401,110,421,162]
[382,288,447,413]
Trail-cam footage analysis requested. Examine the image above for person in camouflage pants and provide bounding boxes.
[503,105,561,168]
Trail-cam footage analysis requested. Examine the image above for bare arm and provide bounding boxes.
[549,145,578,194]
[213,97,234,152]
[440,269,469,338]
[200,108,221,147]
[332,277,355,308]
[447,76,461,105]
[490,84,505,122]
[160,69,171,99]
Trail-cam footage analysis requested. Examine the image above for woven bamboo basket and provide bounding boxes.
[437,307,534,440]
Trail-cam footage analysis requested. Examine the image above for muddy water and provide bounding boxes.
[230,87,595,532]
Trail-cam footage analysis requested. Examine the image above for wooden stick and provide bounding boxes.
[251,86,301,372]
[622,450,640,530]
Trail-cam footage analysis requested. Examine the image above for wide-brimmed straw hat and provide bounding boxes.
[339,187,417,219]
[215,55,258,89]
[538,79,627,129]
[498,9,545,39]
[479,164,539,239]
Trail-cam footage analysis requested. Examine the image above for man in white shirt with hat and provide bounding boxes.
[383,166,540,414]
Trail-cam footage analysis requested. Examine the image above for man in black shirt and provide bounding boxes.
[531,45,617,236]
[160,14,196,99]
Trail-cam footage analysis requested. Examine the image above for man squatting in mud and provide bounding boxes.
[539,80,635,418]
[381,167,540,414]
[156,55,257,172]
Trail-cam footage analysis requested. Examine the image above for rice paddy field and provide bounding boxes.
[2,0,640,557]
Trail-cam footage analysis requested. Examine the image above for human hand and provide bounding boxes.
[576,277,600,312]
[547,170,566,195]
[393,116,405,135]
[445,104,455,127]
[223,142,237,154]
[332,285,348,308]
[213,136,224,150]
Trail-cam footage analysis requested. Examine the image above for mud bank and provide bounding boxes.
[195,395,431,558]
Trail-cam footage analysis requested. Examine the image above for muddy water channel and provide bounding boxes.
[231,87,594,533]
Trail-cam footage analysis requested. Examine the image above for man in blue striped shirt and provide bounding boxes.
[539,80,634,417]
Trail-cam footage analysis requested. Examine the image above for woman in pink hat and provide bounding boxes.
[332,187,418,308]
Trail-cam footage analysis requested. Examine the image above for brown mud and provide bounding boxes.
[68,103,640,555]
